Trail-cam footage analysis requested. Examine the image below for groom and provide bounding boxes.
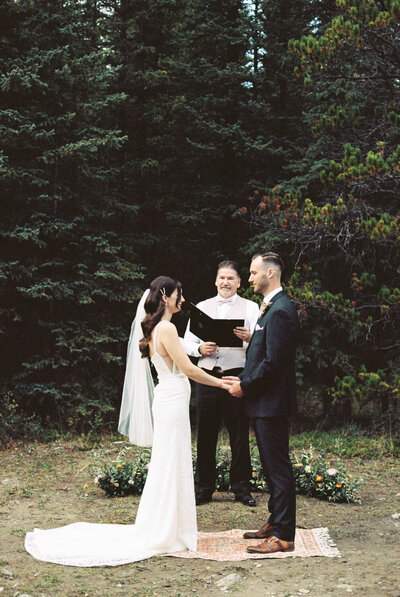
[224,252,299,554]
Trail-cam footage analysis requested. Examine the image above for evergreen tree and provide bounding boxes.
[248,0,312,187]
[153,0,277,294]
[0,0,143,431]
[102,0,267,294]
[242,0,400,425]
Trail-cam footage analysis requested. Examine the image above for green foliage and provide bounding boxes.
[213,443,268,492]
[0,0,144,430]
[94,441,360,503]
[94,448,151,497]
[214,445,234,492]
[290,425,400,458]
[1,0,398,435]
[292,446,361,503]
[241,0,400,427]
[0,392,45,445]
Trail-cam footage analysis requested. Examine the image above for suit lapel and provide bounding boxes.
[246,291,286,353]
[258,290,284,321]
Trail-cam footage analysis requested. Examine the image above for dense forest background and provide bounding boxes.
[1,0,399,440]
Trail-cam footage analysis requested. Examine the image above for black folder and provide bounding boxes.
[189,303,244,347]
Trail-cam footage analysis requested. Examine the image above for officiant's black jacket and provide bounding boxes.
[239,291,299,418]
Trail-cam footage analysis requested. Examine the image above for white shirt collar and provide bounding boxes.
[263,287,283,305]
[216,292,238,303]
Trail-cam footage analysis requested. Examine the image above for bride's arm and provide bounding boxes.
[157,321,229,389]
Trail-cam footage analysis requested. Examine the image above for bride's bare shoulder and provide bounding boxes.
[157,320,177,334]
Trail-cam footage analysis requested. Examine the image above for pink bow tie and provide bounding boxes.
[217,297,233,305]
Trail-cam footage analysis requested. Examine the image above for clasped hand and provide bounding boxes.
[222,376,244,398]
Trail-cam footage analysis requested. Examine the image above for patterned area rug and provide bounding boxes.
[167,528,340,561]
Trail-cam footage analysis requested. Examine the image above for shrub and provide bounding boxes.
[0,392,47,446]
[94,448,151,497]
[292,446,361,503]
[94,442,361,503]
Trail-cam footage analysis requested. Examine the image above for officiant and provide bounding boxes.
[183,260,259,506]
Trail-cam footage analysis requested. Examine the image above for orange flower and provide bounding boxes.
[115,483,119,487]
[336,483,342,488]
[116,464,123,468]
[315,475,322,482]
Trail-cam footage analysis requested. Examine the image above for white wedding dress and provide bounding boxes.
[25,323,197,566]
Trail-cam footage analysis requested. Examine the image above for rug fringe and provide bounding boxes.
[312,527,341,558]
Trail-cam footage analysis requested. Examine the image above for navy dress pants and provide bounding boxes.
[251,416,296,541]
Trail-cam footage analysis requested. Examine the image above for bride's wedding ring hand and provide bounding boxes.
[219,380,234,391]
[222,376,241,385]
[233,326,252,343]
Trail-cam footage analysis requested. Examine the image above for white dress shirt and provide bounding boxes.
[262,286,283,307]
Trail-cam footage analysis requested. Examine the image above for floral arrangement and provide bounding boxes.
[249,445,268,492]
[94,448,151,497]
[214,446,233,491]
[94,444,361,503]
[291,446,361,503]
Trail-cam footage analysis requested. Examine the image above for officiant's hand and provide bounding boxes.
[199,342,218,356]
[233,326,252,343]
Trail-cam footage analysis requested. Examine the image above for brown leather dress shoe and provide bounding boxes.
[246,536,295,554]
[243,521,273,540]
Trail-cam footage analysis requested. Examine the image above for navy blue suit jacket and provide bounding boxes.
[239,291,299,418]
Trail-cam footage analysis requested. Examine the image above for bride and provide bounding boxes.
[25,276,230,566]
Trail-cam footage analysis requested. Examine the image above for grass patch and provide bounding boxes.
[1,435,399,596]
[215,425,399,460]
[288,425,399,458]
[38,571,62,588]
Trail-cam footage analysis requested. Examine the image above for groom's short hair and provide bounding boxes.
[217,260,240,277]
[253,252,284,276]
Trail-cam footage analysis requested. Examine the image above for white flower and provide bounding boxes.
[128,479,134,485]
[305,465,311,473]
[94,476,99,484]
[327,468,338,476]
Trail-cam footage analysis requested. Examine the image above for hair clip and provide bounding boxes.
[160,287,166,296]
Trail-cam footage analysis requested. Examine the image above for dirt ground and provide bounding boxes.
[0,437,399,597]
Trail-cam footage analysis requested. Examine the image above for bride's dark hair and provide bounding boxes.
[139,276,182,358]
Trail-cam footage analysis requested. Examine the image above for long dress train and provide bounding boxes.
[25,323,197,566]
